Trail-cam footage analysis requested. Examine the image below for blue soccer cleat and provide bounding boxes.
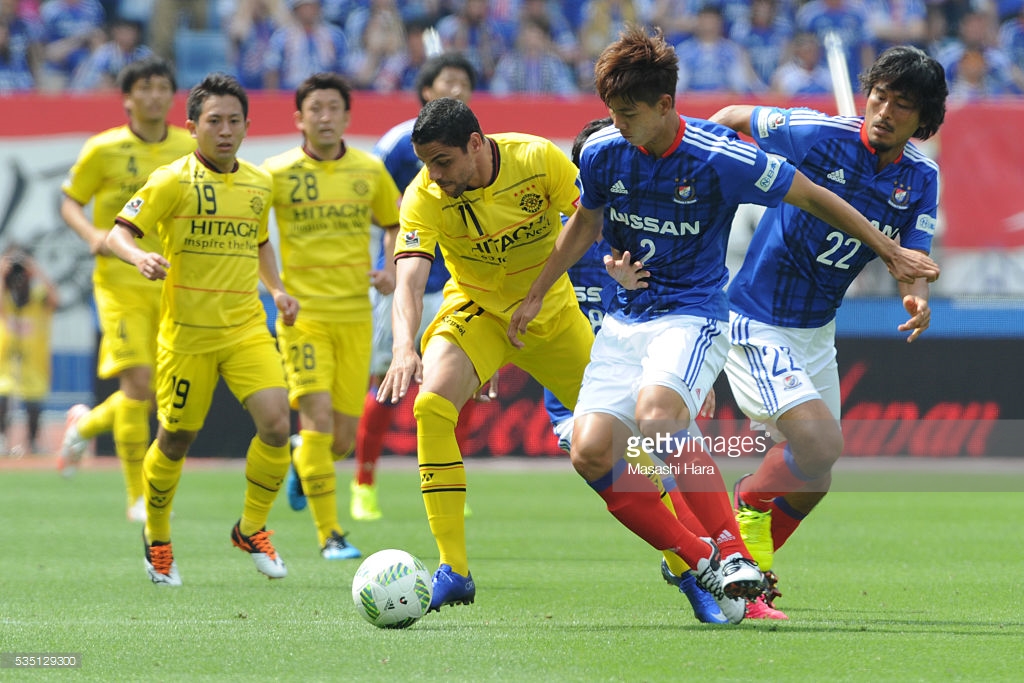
[321,530,361,560]
[285,435,306,511]
[661,559,730,624]
[427,564,475,612]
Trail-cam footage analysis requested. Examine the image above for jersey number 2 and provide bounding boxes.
[816,231,861,269]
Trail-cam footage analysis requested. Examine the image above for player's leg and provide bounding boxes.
[114,365,154,521]
[225,335,292,579]
[353,290,396,515]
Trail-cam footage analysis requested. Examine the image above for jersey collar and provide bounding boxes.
[859,120,904,164]
[194,150,239,173]
[639,115,685,158]
[302,140,347,161]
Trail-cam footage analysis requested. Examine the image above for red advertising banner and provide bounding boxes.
[940,102,1024,248]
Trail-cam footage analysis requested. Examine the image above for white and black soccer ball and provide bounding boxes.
[351,549,432,629]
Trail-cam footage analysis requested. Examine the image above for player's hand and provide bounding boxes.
[134,252,170,280]
[507,294,542,349]
[472,371,499,402]
[699,386,716,418]
[885,247,940,284]
[377,348,422,404]
[604,251,650,290]
[370,269,395,296]
[275,292,300,327]
[897,294,930,343]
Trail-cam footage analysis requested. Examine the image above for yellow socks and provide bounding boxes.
[76,390,121,440]
[240,436,289,536]
[114,396,150,505]
[142,444,183,543]
[414,392,467,575]
[294,429,341,546]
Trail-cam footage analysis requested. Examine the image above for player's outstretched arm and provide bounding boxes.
[708,105,756,136]
[377,255,430,404]
[105,224,169,280]
[507,205,604,348]
[897,278,930,343]
[258,241,298,326]
[784,171,940,283]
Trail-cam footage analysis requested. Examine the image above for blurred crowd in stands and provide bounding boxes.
[2,0,1024,102]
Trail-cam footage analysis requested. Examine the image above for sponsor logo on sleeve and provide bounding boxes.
[755,156,783,192]
[915,214,936,235]
[122,197,144,218]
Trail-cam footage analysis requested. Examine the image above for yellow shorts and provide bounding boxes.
[423,291,594,410]
[155,332,287,432]
[95,283,160,379]
[276,317,371,416]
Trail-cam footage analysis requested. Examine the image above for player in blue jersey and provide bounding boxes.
[510,26,940,623]
[709,45,948,607]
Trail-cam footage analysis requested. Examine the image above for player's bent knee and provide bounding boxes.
[412,391,459,427]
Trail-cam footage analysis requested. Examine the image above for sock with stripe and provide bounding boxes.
[240,436,289,536]
[142,443,183,543]
[414,392,468,575]
[587,458,712,568]
[737,442,816,511]
[113,396,150,506]
[769,496,807,551]
[295,429,342,545]
[76,390,121,440]
[355,392,393,486]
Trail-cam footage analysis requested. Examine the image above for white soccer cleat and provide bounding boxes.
[721,552,766,600]
[231,522,287,579]
[57,404,90,477]
[692,538,747,624]
[144,535,182,587]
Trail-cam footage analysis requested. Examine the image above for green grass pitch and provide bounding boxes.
[1,460,1022,681]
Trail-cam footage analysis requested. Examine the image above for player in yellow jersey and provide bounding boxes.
[0,246,59,456]
[262,73,401,560]
[376,98,595,611]
[105,73,300,587]
[59,57,196,523]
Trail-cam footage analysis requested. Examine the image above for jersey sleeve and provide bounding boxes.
[114,165,180,240]
[577,143,606,212]
[370,158,402,228]
[901,170,939,253]
[749,106,822,165]
[62,136,104,205]
[394,173,439,261]
[718,138,797,209]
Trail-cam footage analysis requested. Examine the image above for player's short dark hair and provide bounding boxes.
[295,72,351,112]
[414,53,477,105]
[411,98,481,151]
[859,45,947,140]
[187,72,249,122]
[594,24,677,108]
[118,55,177,94]
[571,117,612,167]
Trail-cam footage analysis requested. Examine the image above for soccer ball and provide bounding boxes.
[351,549,433,629]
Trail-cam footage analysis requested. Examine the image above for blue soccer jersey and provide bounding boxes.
[728,107,939,328]
[543,239,611,426]
[579,117,796,323]
[373,118,450,294]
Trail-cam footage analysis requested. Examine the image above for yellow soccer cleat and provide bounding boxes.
[350,481,383,521]
[735,505,774,572]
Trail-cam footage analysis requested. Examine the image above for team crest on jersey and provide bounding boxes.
[782,375,802,390]
[353,179,369,196]
[403,230,421,248]
[519,192,543,213]
[250,197,264,215]
[888,182,911,210]
[122,197,144,218]
[673,179,698,205]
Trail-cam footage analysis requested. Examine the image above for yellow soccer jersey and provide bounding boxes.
[396,133,580,326]
[62,124,196,289]
[115,153,273,354]
[0,284,54,399]
[262,144,400,322]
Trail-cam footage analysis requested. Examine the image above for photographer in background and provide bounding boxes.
[0,245,59,456]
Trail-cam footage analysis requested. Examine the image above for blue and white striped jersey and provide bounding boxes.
[578,116,796,323]
[728,106,939,328]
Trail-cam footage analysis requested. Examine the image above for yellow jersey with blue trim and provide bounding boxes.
[62,124,196,289]
[262,144,401,322]
[115,152,274,353]
[395,133,580,326]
